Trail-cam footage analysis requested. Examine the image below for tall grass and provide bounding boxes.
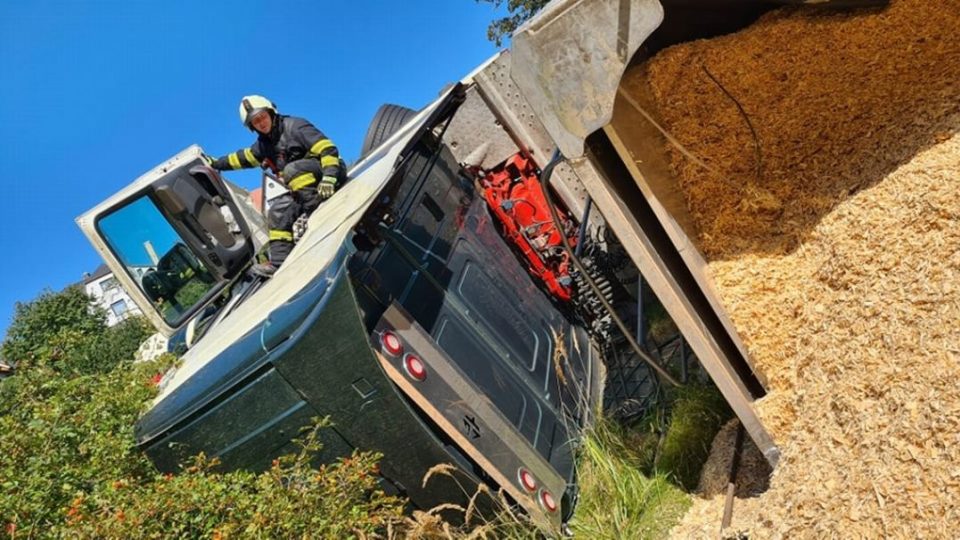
[655,384,732,490]
[559,384,731,538]
[568,420,691,539]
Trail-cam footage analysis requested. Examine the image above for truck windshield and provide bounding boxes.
[98,195,216,323]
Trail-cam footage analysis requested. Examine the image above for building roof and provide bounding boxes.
[250,187,263,211]
[83,263,112,285]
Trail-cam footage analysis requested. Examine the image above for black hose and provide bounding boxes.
[540,151,680,387]
[701,65,762,184]
[574,197,592,257]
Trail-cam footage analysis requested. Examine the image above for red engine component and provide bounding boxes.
[481,153,577,302]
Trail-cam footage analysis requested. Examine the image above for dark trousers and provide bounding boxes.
[267,187,320,266]
[266,157,348,266]
[267,157,348,266]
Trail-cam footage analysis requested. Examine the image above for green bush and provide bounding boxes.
[64,424,404,539]
[0,357,406,538]
[0,359,164,536]
[1,287,407,538]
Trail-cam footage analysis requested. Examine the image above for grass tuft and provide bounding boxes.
[654,384,732,490]
[569,420,691,539]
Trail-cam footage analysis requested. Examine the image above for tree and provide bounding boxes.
[477,0,550,46]
[1,286,106,370]
[1,285,153,375]
[73,316,153,375]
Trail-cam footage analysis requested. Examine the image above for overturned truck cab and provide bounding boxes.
[77,90,600,529]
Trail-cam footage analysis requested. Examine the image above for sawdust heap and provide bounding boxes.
[620,0,960,536]
[632,0,960,262]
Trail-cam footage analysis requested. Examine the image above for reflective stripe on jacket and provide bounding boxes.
[212,115,344,186]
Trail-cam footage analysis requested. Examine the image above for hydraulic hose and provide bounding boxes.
[574,197,592,257]
[540,151,680,387]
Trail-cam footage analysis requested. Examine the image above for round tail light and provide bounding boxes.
[381,331,403,356]
[403,353,427,381]
[539,489,558,513]
[518,468,538,492]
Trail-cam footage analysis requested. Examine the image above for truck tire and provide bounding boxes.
[360,104,417,158]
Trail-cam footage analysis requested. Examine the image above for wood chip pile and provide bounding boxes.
[618,0,960,536]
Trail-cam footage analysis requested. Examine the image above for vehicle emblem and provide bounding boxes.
[462,414,481,439]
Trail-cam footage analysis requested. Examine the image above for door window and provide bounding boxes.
[98,196,216,324]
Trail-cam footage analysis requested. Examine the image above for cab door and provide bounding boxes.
[76,145,261,336]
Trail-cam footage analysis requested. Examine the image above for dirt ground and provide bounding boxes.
[618,0,960,536]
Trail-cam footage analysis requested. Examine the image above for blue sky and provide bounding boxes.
[0,0,508,338]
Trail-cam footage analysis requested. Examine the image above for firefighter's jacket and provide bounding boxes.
[212,115,343,191]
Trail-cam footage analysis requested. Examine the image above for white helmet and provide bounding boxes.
[238,95,277,130]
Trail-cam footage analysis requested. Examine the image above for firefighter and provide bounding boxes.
[210,95,346,277]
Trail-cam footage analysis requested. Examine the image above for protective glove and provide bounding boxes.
[318,176,337,200]
[203,154,225,170]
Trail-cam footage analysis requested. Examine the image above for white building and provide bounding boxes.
[82,264,143,327]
